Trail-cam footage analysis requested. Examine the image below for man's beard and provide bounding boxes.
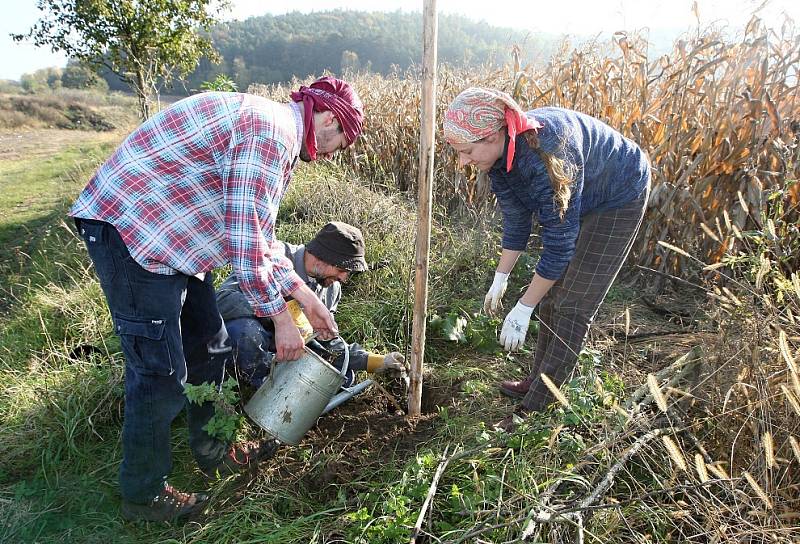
[310,265,330,286]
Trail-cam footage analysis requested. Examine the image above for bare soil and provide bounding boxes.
[259,375,455,493]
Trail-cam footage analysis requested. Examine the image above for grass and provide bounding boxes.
[2,98,798,542]
[0,142,635,543]
[0,142,116,280]
[0,135,133,542]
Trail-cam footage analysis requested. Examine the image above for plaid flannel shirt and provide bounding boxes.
[70,92,305,317]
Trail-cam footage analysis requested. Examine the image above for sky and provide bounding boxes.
[2,0,798,81]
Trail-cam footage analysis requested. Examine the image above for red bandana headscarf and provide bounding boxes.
[290,76,364,160]
[444,87,542,172]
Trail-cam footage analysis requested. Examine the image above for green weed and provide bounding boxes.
[184,379,243,442]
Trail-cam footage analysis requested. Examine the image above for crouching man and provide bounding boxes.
[217,221,406,389]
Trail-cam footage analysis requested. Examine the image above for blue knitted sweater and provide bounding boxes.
[490,107,650,280]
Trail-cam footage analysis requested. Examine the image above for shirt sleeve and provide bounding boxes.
[267,239,305,296]
[535,194,581,280]
[223,125,302,317]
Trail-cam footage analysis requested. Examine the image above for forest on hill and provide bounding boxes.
[99,10,558,93]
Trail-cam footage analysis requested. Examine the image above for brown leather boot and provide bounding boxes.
[121,483,208,522]
[498,375,534,399]
[200,439,279,480]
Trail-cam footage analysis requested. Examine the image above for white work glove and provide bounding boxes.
[499,301,535,351]
[484,271,509,316]
[375,352,408,376]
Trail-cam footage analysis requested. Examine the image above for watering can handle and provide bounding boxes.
[337,337,350,378]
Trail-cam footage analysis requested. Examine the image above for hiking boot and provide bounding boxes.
[201,439,279,479]
[121,483,208,522]
[498,376,534,399]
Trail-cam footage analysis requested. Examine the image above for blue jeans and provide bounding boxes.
[225,317,275,388]
[76,219,229,503]
[226,317,355,388]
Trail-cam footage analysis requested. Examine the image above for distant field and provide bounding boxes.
[0,87,136,315]
[0,90,139,132]
[0,127,122,161]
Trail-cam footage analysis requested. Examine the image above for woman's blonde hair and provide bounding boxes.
[523,131,573,220]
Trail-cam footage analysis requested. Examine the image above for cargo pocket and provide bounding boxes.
[114,314,175,376]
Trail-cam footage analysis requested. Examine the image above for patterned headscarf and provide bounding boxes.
[444,87,542,172]
[291,77,364,160]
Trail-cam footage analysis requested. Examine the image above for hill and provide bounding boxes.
[100,9,559,93]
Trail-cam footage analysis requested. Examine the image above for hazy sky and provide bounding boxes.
[2,0,798,80]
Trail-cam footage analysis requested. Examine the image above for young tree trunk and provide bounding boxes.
[408,0,438,417]
[134,69,151,120]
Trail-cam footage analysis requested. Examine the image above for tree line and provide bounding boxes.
[169,10,556,93]
[14,2,557,119]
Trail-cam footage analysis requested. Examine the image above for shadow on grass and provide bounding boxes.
[0,208,77,309]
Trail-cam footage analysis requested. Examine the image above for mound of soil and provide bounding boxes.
[62,104,115,131]
[253,376,459,492]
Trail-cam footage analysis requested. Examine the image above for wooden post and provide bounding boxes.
[408,0,438,418]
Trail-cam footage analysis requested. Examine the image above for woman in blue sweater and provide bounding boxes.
[444,88,650,429]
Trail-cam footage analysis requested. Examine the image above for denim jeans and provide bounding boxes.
[226,317,356,388]
[76,218,229,503]
[225,317,275,388]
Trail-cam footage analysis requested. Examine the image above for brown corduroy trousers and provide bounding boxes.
[522,191,649,411]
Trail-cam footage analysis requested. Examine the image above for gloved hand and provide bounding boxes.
[484,271,509,315]
[499,301,535,351]
[293,285,338,340]
[368,352,408,376]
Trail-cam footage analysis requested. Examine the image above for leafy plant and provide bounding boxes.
[429,310,538,353]
[429,312,468,343]
[551,348,623,427]
[184,378,243,442]
[201,74,239,92]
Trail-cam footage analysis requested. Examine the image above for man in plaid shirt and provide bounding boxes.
[70,77,364,522]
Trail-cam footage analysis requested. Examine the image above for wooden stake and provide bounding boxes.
[408,0,438,418]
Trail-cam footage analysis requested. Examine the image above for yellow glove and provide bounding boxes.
[286,299,315,344]
[367,352,407,375]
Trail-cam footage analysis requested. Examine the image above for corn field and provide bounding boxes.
[254,16,799,277]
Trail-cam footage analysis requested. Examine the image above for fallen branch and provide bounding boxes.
[641,295,696,320]
[626,346,704,410]
[635,265,706,291]
[410,446,483,544]
[410,445,453,543]
[520,428,664,540]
